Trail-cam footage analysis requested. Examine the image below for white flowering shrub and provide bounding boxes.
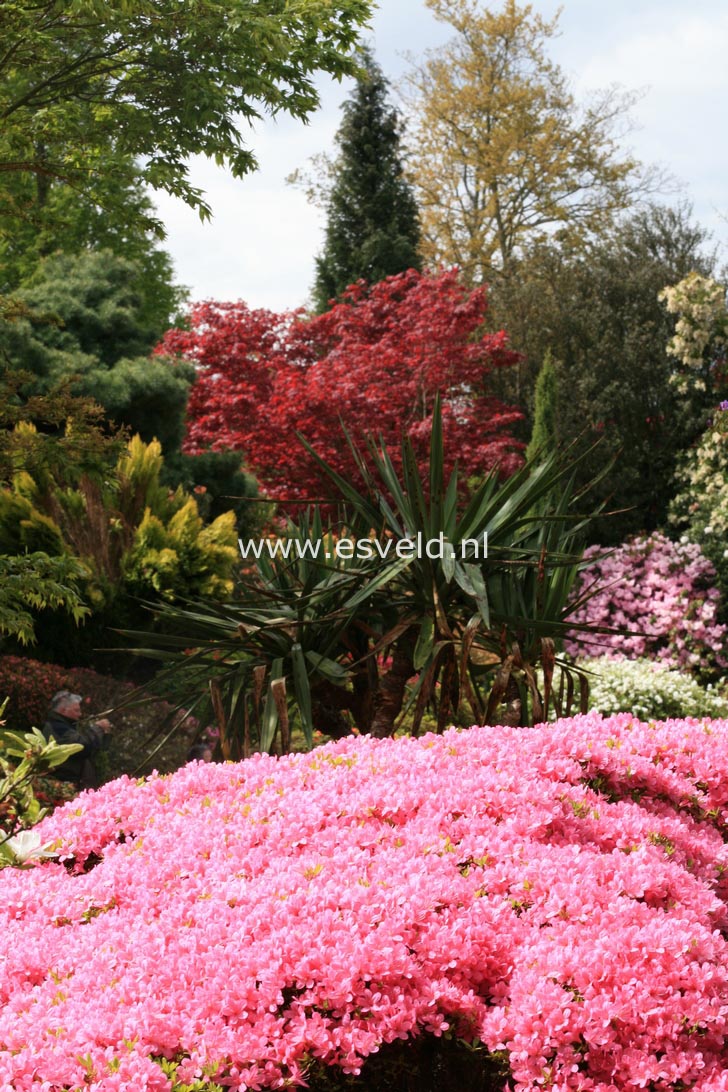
[659,271,728,394]
[670,408,728,596]
[582,657,728,721]
[660,272,728,598]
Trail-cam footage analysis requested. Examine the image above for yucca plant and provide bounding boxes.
[303,399,605,734]
[128,402,610,751]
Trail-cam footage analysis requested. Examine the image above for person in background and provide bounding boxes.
[42,691,112,790]
[186,741,214,763]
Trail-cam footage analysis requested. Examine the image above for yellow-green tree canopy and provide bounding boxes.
[404,0,649,283]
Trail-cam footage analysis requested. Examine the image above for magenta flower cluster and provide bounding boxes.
[4,716,728,1089]
[565,532,727,672]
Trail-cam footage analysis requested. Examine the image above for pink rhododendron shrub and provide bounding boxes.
[4,717,728,1088]
[565,532,727,673]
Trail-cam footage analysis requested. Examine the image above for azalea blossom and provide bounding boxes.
[3,716,728,1088]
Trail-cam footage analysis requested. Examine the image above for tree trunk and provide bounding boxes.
[370,633,416,739]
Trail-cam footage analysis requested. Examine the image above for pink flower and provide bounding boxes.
[566,533,728,672]
[4,716,728,1087]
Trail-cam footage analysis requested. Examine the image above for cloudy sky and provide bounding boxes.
[153,0,728,311]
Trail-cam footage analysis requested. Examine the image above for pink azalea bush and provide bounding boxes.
[4,716,728,1089]
[565,532,728,674]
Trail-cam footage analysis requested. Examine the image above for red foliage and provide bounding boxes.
[156,269,523,506]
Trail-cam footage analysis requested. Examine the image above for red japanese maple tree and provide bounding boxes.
[156,269,523,506]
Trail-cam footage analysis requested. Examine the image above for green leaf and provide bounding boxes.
[413,616,435,670]
[260,658,284,753]
[304,651,350,683]
[441,540,456,583]
[291,642,314,748]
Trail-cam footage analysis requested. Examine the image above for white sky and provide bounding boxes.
[153,0,728,310]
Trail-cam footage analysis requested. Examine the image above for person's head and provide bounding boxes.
[186,743,213,763]
[50,691,83,721]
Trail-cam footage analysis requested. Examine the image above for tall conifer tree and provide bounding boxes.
[313,50,421,312]
[526,350,559,463]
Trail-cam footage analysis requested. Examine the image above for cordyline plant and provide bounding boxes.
[128,402,608,754]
